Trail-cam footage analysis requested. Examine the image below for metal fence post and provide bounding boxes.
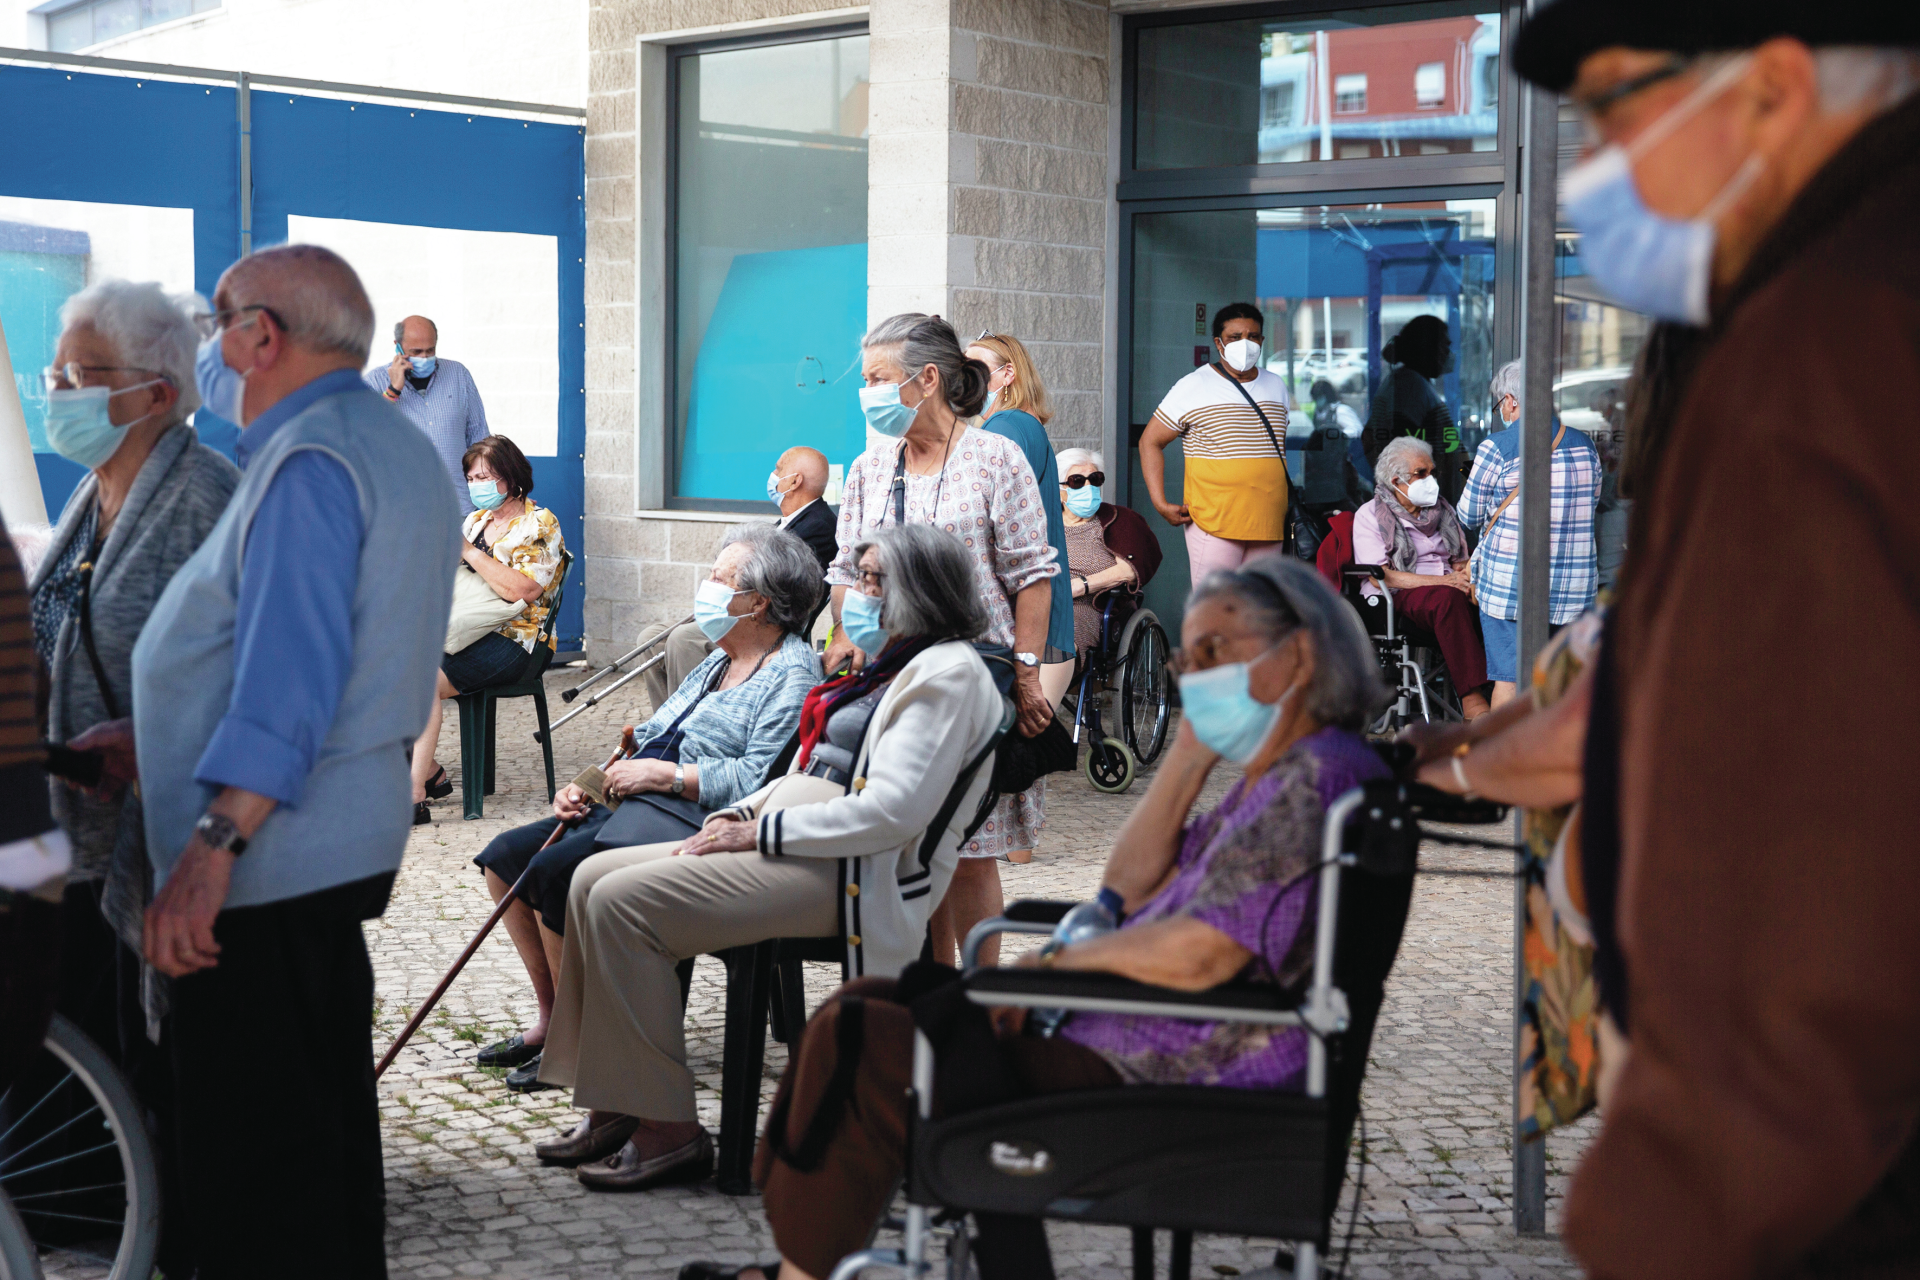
[236,69,252,258]
[1512,22,1559,1235]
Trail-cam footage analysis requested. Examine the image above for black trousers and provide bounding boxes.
[168,873,395,1280]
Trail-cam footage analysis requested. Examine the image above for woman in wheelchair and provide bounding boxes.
[1057,448,1162,651]
[683,557,1389,1280]
[1351,436,1492,720]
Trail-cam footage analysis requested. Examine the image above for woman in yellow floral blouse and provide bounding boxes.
[410,434,566,822]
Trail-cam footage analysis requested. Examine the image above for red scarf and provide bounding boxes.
[794,635,940,769]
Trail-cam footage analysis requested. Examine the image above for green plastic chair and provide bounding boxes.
[456,551,570,820]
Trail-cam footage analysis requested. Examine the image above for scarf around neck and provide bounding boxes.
[1371,476,1466,572]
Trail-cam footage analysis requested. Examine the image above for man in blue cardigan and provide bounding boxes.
[127,244,459,1279]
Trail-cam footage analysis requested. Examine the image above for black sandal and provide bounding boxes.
[413,801,432,827]
[679,1262,781,1280]
[424,766,453,800]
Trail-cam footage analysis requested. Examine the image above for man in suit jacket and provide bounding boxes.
[640,446,835,710]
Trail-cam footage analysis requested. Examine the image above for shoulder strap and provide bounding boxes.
[76,555,122,722]
[1214,365,1285,458]
[921,695,1016,866]
[1478,420,1568,534]
[890,446,908,526]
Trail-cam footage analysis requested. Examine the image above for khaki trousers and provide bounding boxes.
[537,840,839,1121]
[636,620,713,713]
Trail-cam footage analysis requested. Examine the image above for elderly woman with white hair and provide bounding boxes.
[1457,359,1601,706]
[1056,447,1163,652]
[1351,434,1491,719]
[689,555,1393,1280]
[27,280,240,1053]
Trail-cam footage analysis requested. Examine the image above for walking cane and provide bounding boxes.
[374,726,637,1079]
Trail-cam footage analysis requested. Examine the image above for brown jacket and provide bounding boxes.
[1567,98,1920,1277]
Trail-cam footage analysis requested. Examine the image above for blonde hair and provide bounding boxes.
[970,333,1054,426]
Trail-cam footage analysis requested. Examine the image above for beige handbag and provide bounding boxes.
[444,564,526,654]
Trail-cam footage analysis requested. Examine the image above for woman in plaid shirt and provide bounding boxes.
[1459,361,1602,707]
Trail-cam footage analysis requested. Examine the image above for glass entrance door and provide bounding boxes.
[1127,198,1498,622]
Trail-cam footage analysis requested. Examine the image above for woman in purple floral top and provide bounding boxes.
[712,557,1390,1280]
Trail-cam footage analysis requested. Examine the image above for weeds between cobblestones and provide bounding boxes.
[144,669,1600,1279]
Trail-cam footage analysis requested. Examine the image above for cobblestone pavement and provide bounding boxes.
[352,669,1594,1280]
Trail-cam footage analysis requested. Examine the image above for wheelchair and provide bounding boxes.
[1340,565,1466,735]
[826,778,1507,1280]
[1062,590,1171,794]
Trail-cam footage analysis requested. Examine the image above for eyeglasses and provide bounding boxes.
[1062,471,1105,489]
[854,568,887,592]
[1571,56,1693,128]
[974,330,997,343]
[41,364,169,393]
[189,304,284,340]
[1167,633,1281,678]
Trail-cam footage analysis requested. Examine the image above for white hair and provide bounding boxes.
[1374,435,1434,487]
[59,279,204,426]
[1489,359,1524,405]
[1814,47,1920,113]
[224,244,375,363]
[1055,447,1104,474]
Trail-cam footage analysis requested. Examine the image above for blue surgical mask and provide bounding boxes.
[468,479,506,511]
[981,388,998,417]
[1064,484,1100,518]
[767,470,791,504]
[1559,56,1761,326]
[409,355,437,377]
[859,382,917,438]
[693,578,743,642]
[44,380,163,470]
[195,332,246,424]
[1177,660,1295,764]
[840,589,889,655]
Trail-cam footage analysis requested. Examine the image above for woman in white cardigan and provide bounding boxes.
[532,524,1006,1192]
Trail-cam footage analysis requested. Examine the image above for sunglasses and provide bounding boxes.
[1062,472,1105,489]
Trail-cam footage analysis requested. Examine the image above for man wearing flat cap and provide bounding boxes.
[1511,3,1920,1277]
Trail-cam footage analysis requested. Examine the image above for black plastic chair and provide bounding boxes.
[827,780,1500,1280]
[456,551,571,819]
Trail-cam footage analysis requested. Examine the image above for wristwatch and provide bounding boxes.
[193,811,248,857]
[671,763,686,797]
[1013,651,1040,669]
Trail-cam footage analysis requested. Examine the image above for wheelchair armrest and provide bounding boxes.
[1343,563,1384,579]
[1004,900,1075,924]
[962,967,1311,1028]
[1402,782,1509,827]
[961,914,1058,970]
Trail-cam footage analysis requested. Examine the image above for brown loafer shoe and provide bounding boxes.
[534,1114,640,1167]
[577,1128,714,1191]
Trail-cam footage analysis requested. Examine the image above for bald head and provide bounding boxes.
[778,447,829,499]
[215,244,374,363]
[395,316,438,355]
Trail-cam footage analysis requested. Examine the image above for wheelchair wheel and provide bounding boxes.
[0,1015,160,1280]
[1085,736,1136,794]
[1119,617,1171,765]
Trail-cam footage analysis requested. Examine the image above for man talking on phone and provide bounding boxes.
[363,313,491,510]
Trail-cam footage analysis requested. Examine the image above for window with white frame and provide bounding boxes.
[1334,73,1368,113]
[1415,62,1446,107]
[40,0,221,52]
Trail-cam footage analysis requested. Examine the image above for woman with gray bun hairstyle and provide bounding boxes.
[824,314,1060,966]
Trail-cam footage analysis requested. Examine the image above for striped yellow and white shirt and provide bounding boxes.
[1151,365,1292,542]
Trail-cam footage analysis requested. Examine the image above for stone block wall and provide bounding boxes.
[581,0,1116,663]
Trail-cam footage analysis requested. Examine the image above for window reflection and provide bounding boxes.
[1135,8,1501,170]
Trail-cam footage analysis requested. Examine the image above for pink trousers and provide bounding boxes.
[1184,524,1282,588]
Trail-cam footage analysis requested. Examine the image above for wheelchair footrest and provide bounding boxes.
[910,1086,1329,1242]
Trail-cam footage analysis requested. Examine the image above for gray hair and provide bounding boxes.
[1489,358,1524,406]
[721,523,822,637]
[853,524,990,642]
[1815,47,1920,112]
[60,279,205,426]
[1189,555,1388,732]
[221,244,374,363]
[1056,447,1104,474]
[1374,435,1434,488]
[861,312,930,354]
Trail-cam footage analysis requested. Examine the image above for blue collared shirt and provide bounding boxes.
[361,358,490,510]
[196,368,368,807]
[1458,421,1601,625]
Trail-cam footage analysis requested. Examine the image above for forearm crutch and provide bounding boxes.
[556,613,693,704]
[374,727,636,1079]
